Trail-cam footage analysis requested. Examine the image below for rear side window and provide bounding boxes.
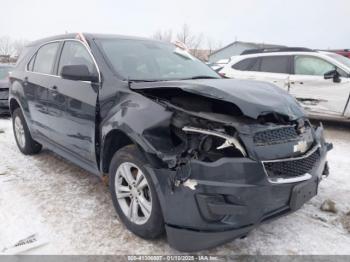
[32,42,60,74]
[294,56,335,76]
[260,56,290,74]
[58,41,96,75]
[27,55,36,71]
[232,58,259,71]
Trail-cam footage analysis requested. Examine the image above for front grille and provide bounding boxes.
[254,126,299,145]
[264,147,320,179]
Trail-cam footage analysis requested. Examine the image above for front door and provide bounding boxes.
[289,55,350,117]
[50,40,99,166]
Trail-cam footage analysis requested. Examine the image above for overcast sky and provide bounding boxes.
[1,0,349,49]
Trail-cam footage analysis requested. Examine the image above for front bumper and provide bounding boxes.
[146,126,330,252]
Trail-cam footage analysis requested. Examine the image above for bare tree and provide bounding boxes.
[0,36,14,56]
[152,29,173,42]
[189,33,203,57]
[175,24,205,60]
[176,24,196,48]
[207,37,223,55]
[12,39,29,56]
[153,24,223,61]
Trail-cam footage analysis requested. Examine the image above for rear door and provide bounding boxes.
[226,55,291,91]
[252,55,291,91]
[24,42,61,138]
[224,57,260,79]
[49,40,99,166]
[289,55,350,116]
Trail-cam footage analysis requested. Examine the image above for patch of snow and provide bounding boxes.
[0,118,350,254]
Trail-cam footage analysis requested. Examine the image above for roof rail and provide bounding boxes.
[241,47,315,55]
[326,49,350,52]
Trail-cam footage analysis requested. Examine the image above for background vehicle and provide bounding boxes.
[9,34,331,251]
[220,48,350,121]
[327,49,350,59]
[209,58,230,72]
[0,64,13,115]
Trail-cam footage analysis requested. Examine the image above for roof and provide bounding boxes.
[241,47,314,55]
[27,33,164,47]
[209,40,285,57]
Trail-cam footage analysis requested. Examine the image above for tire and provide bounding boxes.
[12,108,42,155]
[109,144,165,239]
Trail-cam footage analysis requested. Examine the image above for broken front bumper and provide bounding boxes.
[146,126,330,252]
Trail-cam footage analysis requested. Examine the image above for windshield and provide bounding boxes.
[326,53,350,69]
[0,66,12,80]
[95,38,219,81]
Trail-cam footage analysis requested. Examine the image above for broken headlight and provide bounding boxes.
[181,126,247,161]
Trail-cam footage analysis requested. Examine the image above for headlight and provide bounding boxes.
[182,126,247,157]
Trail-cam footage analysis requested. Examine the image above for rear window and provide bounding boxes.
[259,56,290,74]
[232,58,258,71]
[31,42,60,74]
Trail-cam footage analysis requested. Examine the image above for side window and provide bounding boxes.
[232,58,252,71]
[27,54,36,71]
[294,56,335,76]
[232,58,256,71]
[260,56,290,74]
[33,42,60,74]
[58,41,95,76]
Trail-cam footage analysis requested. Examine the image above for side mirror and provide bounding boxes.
[61,65,99,82]
[324,69,341,83]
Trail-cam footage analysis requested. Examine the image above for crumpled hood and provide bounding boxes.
[130,78,305,120]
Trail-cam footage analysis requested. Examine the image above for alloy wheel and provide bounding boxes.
[14,116,25,148]
[115,162,152,225]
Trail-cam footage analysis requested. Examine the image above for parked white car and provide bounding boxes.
[220,48,350,120]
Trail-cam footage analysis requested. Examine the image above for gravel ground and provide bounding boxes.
[0,117,350,255]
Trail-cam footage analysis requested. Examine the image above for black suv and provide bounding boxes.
[9,33,332,251]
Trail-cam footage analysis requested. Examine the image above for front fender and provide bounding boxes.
[100,92,173,159]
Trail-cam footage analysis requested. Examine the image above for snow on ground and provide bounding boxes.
[0,117,350,255]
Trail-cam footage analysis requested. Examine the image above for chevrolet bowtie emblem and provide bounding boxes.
[294,140,308,153]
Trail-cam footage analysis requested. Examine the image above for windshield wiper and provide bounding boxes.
[182,75,220,80]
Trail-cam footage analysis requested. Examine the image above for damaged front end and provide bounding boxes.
[129,80,332,251]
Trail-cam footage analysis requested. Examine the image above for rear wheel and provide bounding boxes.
[12,108,42,155]
[109,145,164,239]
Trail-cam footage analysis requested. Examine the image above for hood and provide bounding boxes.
[130,78,305,120]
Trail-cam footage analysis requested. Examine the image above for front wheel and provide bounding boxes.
[12,108,42,155]
[109,145,164,239]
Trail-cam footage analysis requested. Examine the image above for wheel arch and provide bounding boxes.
[101,128,165,174]
[9,98,21,115]
[101,129,135,173]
